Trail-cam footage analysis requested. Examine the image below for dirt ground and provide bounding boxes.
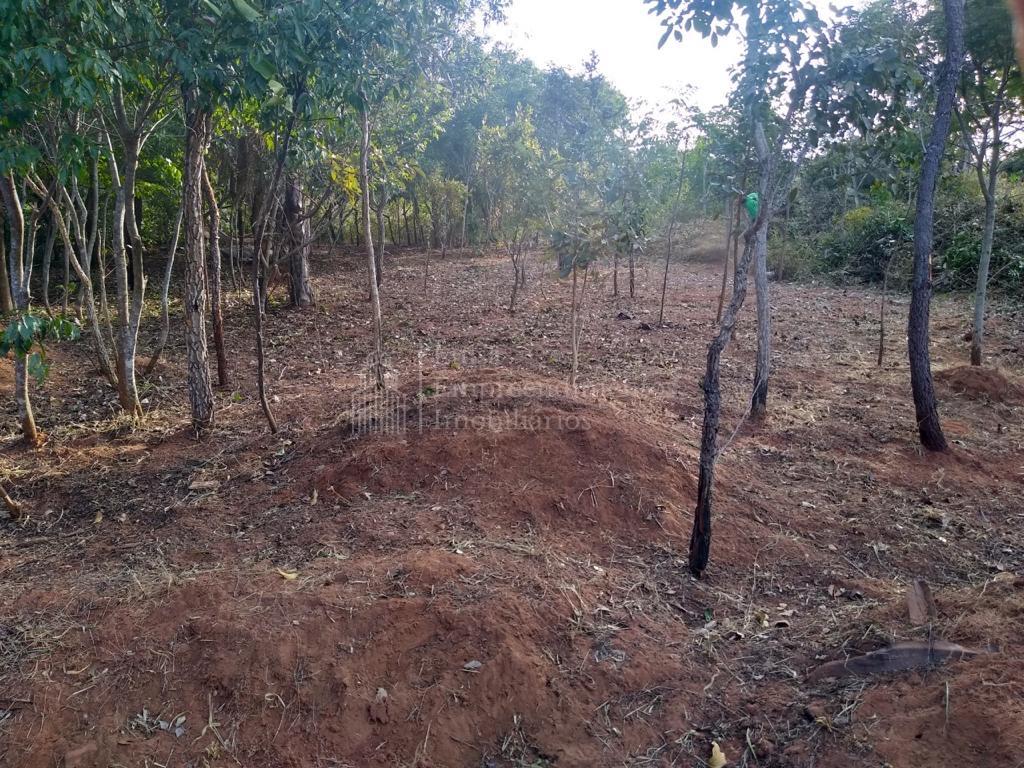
[1,245,1022,768]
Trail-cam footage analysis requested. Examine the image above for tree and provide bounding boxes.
[282,175,315,308]
[360,98,386,391]
[909,0,966,452]
[957,0,1020,366]
[554,219,602,388]
[0,175,42,444]
[475,107,548,312]
[0,311,80,445]
[649,0,820,576]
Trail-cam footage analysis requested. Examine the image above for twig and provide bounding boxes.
[0,481,23,520]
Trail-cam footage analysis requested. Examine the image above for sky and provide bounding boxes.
[483,0,860,118]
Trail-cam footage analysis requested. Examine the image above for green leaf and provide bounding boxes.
[27,352,48,383]
[230,0,262,23]
[251,55,275,81]
[200,0,224,17]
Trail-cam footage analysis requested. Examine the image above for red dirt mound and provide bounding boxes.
[935,365,1024,404]
[2,374,716,768]
[308,370,694,543]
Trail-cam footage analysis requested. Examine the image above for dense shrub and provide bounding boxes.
[776,170,1024,298]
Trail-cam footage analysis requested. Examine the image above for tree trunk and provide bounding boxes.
[40,215,55,314]
[146,201,183,374]
[750,220,770,418]
[47,182,116,386]
[508,244,520,314]
[460,193,470,248]
[612,250,619,296]
[181,92,216,434]
[568,262,589,389]
[283,176,315,308]
[659,233,673,327]
[109,161,143,418]
[247,104,300,436]
[374,203,385,287]
[971,109,1001,367]
[0,173,40,445]
[569,264,579,388]
[111,120,149,419]
[202,165,230,386]
[413,194,422,247]
[747,124,774,420]
[0,220,12,315]
[717,197,740,323]
[691,225,761,577]
[628,248,635,298]
[908,0,963,452]
[689,122,772,578]
[78,162,99,317]
[361,105,386,390]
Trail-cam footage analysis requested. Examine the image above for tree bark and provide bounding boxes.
[0,221,12,315]
[970,95,1003,367]
[360,105,386,390]
[689,122,772,578]
[0,173,40,445]
[716,197,741,323]
[374,202,385,287]
[40,214,55,313]
[691,226,761,577]
[751,218,771,418]
[182,92,216,434]
[628,248,635,298]
[283,176,315,308]
[109,160,144,418]
[749,122,773,419]
[201,165,230,386]
[908,0,963,452]
[146,201,183,374]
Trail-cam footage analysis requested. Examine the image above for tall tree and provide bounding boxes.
[649,0,820,576]
[908,0,966,452]
[957,0,1020,366]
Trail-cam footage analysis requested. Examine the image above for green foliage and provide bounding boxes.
[821,202,913,282]
[766,233,816,280]
[0,313,81,383]
[553,217,604,278]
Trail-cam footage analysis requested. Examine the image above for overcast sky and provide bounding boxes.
[484,0,862,118]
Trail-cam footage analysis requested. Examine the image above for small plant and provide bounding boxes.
[0,312,81,383]
[553,219,604,388]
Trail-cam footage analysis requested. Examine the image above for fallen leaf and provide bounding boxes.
[276,568,299,580]
[93,510,103,525]
[708,740,727,768]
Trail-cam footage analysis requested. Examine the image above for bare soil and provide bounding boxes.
[1,247,1022,768]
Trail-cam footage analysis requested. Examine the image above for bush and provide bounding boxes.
[767,233,818,280]
[820,202,914,283]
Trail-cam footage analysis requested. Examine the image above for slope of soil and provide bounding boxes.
[2,246,1023,767]
[935,364,1024,404]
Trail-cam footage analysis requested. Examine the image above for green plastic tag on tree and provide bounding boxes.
[744,192,759,220]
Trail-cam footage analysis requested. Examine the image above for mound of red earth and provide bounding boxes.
[4,370,1023,768]
[3,374,715,768]
[310,370,695,538]
[935,365,1024,404]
